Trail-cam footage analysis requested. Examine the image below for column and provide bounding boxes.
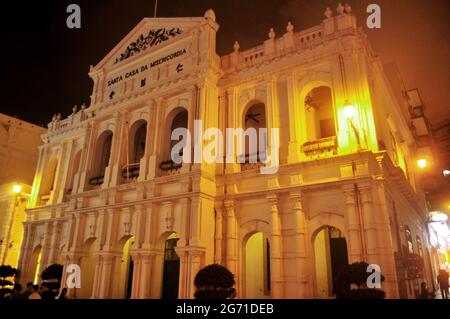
[358,183,378,261]
[47,221,61,265]
[98,254,114,298]
[214,204,223,264]
[40,222,53,268]
[224,200,237,276]
[286,74,302,163]
[289,192,308,298]
[138,253,154,298]
[342,185,364,262]
[267,195,283,298]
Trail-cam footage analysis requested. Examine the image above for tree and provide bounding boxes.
[335,261,386,299]
[194,264,236,299]
[40,264,63,292]
[0,265,18,298]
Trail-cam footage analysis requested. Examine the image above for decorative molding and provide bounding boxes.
[114,28,183,64]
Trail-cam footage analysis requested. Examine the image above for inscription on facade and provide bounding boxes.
[107,48,187,87]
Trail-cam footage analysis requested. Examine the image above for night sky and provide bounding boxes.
[1,0,448,127]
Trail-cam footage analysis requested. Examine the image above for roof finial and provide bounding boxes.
[344,3,352,14]
[324,7,333,18]
[233,41,240,52]
[268,28,276,40]
[337,3,345,15]
[204,8,216,21]
[286,21,294,33]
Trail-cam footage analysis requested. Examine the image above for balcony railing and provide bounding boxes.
[239,152,266,171]
[160,160,182,176]
[122,163,140,180]
[302,136,337,157]
[89,175,104,186]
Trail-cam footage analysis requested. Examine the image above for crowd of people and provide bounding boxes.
[2,265,449,300]
[3,282,67,300]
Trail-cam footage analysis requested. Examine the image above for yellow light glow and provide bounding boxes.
[417,159,427,169]
[343,103,356,119]
[12,184,22,193]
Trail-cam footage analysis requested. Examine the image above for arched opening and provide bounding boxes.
[313,226,348,298]
[161,233,180,299]
[123,120,147,181]
[89,130,113,186]
[111,236,135,299]
[303,86,337,156]
[78,238,97,298]
[245,232,271,298]
[240,102,267,169]
[30,245,42,284]
[40,156,59,204]
[160,109,188,173]
[65,150,81,195]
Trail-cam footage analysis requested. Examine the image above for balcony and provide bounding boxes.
[239,152,266,171]
[302,136,337,157]
[122,163,140,180]
[89,176,104,186]
[160,160,182,176]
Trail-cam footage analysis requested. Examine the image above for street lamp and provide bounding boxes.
[13,184,22,193]
[343,101,361,150]
[417,159,427,169]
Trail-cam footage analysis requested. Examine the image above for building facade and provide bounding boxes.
[18,6,434,299]
[0,113,46,267]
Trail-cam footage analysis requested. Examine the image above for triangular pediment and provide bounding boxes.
[93,16,210,70]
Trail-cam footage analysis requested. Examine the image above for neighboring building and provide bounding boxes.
[0,113,46,268]
[19,6,433,299]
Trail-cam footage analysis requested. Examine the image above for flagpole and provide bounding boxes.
[154,0,158,18]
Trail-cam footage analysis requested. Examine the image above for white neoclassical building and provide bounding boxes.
[18,6,435,299]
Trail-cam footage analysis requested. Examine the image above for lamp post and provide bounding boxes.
[343,101,362,151]
[1,184,22,265]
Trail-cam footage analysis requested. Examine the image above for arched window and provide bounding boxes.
[302,86,337,156]
[242,102,266,163]
[160,108,188,172]
[90,130,113,186]
[65,150,81,194]
[40,156,59,203]
[305,86,336,139]
[122,120,147,180]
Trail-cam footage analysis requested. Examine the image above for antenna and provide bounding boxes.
[153,0,158,18]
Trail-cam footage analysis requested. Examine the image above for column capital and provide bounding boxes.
[266,194,278,204]
[224,199,234,210]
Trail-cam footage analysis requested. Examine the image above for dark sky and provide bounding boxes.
[1,0,448,127]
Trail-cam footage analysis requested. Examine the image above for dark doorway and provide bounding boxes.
[328,227,348,294]
[126,256,134,299]
[162,237,180,299]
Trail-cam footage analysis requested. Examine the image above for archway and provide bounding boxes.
[244,232,270,298]
[111,236,135,299]
[304,86,336,141]
[40,156,59,203]
[313,226,348,298]
[90,130,113,186]
[65,150,81,194]
[161,233,180,299]
[79,238,97,298]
